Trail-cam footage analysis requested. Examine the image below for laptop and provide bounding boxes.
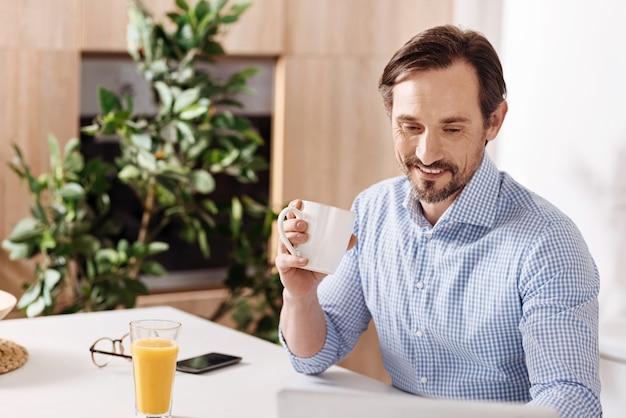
[276,388,559,418]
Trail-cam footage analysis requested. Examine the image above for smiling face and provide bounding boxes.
[391,60,507,221]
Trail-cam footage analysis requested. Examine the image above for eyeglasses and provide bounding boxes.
[89,333,132,368]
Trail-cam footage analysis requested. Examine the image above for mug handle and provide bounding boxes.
[277,206,303,257]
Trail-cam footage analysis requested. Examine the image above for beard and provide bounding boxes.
[400,152,483,204]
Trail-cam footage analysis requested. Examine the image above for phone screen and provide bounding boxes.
[176,352,242,374]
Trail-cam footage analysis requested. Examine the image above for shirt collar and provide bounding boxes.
[442,153,499,228]
[403,153,500,228]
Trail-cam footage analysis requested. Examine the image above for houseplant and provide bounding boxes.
[2,0,282,342]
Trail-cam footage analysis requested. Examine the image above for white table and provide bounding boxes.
[0,306,400,417]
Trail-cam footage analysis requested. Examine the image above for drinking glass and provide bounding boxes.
[129,319,181,418]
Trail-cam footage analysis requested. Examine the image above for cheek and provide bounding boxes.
[392,131,413,155]
[393,147,405,166]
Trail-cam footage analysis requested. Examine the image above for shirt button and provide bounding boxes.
[416,281,424,289]
[415,330,423,337]
[420,376,428,383]
[425,232,433,239]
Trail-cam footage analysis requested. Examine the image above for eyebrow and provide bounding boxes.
[440,116,471,124]
[395,114,471,124]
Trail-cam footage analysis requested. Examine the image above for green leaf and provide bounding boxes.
[124,94,134,114]
[176,121,195,144]
[186,138,209,160]
[42,282,52,307]
[62,152,84,174]
[8,218,44,242]
[116,238,129,255]
[201,40,224,55]
[118,164,141,181]
[48,134,61,169]
[176,0,190,11]
[213,0,229,12]
[1,240,31,260]
[58,182,85,201]
[25,296,46,317]
[159,122,178,143]
[231,66,259,80]
[173,87,201,113]
[146,241,169,256]
[81,124,99,135]
[40,230,56,251]
[124,278,149,294]
[63,137,80,156]
[44,269,62,290]
[180,104,207,120]
[141,260,167,276]
[148,60,168,79]
[191,169,215,194]
[154,81,173,116]
[74,234,101,255]
[195,0,211,20]
[129,242,147,258]
[95,248,119,265]
[131,133,152,150]
[155,183,177,206]
[137,149,157,171]
[98,87,122,114]
[220,14,239,24]
[17,281,42,309]
[230,196,243,236]
[201,199,218,214]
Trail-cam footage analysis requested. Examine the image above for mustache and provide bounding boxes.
[402,156,455,173]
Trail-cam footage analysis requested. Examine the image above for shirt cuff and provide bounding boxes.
[278,314,342,375]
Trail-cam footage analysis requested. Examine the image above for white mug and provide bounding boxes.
[277,201,356,275]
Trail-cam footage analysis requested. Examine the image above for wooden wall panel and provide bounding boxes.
[80,0,129,51]
[272,56,397,210]
[0,50,81,302]
[81,0,285,55]
[0,0,81,49]
[221,0,285,55]
[285,0,452,56]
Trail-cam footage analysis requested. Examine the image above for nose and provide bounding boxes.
[414,130,443,166]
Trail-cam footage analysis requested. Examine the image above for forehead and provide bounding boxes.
[391,61,481,118]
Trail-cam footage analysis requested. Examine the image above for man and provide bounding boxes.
[274,25,601,418]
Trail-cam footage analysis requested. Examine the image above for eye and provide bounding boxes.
[400,123,423,134]
[443,127,462,134]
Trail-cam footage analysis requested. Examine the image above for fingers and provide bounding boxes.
[275,251,308,273]
[284,199,304,220]
[289,199,303,210]
[347,234,357,251]
[278,210,309,255]
[276,199,310,271]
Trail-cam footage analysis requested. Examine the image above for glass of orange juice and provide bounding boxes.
[129,319,181,418]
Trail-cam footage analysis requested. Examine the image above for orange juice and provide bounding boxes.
[131,338,179,415]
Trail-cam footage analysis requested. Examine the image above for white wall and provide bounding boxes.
[456,0,626,322]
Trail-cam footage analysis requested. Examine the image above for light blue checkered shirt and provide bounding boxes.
[281,155,601,418]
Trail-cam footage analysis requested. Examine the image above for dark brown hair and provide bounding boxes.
[378,25,506,127]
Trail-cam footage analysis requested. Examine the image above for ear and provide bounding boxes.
[485,101,508,142]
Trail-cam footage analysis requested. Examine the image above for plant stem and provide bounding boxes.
[129,176,157,279]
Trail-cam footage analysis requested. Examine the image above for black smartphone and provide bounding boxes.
[176,352,242,374]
